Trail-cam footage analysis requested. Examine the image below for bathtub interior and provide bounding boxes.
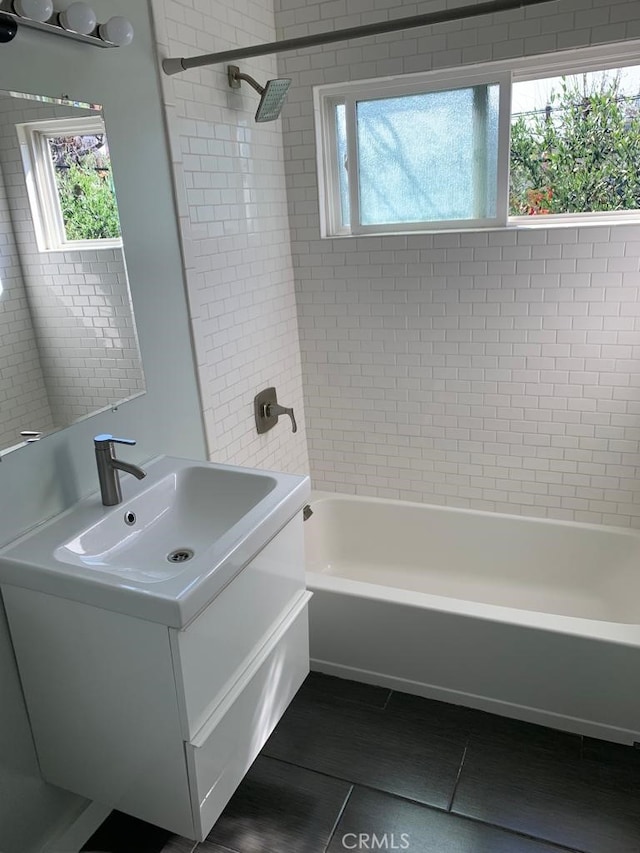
[305,495,640,624]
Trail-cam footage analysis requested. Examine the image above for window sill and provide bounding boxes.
[323,215,640,239]
[38,238,123,253]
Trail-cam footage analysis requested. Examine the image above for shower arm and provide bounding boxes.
[162,0,556,75]
[228,67,265,95]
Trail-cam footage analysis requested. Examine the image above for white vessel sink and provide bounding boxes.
[0,456,309,627]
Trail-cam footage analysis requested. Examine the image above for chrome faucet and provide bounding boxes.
[94,434,147,506]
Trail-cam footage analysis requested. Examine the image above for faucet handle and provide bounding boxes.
[267,403,297,433]
[94,434,137,447]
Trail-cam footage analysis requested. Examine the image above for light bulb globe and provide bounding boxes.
[59,2,97,35]
[13,0,54,22]
[99,16,134,46]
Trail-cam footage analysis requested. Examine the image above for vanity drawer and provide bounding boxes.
[172,514,305,738]
[186,592,310,840]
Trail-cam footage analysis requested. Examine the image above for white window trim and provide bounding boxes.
[314,39,640,238]
[317,96,349,237]
[17,115,122,253]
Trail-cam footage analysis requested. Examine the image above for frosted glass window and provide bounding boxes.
[356,85,499,226]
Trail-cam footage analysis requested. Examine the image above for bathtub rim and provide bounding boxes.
[305,490,640,648]
[308,489,640,538]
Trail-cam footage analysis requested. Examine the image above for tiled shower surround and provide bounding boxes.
[293,227,640,526]
[275,0,640,526]
[151,0,640,525]
[152,0,309,477]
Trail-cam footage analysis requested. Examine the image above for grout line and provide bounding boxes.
[381,689,393,710]
[263,754,455,813]
[324,784,355,853]
[447,741,468,812]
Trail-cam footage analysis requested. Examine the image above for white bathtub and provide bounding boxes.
[305,492,640,744]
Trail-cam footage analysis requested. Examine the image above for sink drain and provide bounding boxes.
[167,548,194,564]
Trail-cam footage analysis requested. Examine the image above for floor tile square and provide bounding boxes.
[263,686,467,808]
[452,739,640,853]
[202,756,351,853]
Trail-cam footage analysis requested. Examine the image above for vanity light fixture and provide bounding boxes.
[0,0,133,47]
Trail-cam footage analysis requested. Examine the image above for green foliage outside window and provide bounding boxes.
[49,134,121,241]
[509,74,640,216]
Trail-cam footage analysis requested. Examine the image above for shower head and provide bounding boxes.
[228,65,291,122]
[255,77,292,122]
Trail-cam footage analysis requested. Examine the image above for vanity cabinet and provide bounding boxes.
[2,514,309,841]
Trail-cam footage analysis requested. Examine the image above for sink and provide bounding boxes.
[0,456,309,627]
[55,466,278,584]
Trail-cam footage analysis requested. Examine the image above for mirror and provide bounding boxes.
[0,89,145,454]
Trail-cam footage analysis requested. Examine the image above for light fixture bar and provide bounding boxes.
[163,0,556,75]
[0,1,117,47]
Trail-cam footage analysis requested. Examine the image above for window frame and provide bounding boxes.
[314,40,640,238]
[17,115,123,253]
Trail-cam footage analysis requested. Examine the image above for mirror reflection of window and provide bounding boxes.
[18,113,124,252]
[47,128,121,243]
[0,90,145,455]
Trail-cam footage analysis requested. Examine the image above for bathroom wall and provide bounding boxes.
[0,158,55,450]
[152,0,309,476]
[0,96,145,432]
[276,0,640,526]
[0,2,205,850]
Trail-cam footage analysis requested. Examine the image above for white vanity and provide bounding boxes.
[0,456,310,841]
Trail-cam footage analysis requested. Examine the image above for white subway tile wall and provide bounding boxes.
[151,0,309,475]
[275,0,640,525]
[0,157,55,449]
[0,96,145,432]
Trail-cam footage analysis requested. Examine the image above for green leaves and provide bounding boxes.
[54,151,121,242]
[509,74,640,216]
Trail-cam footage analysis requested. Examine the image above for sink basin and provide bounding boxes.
[55,466,278,584]
[0,456,309,627]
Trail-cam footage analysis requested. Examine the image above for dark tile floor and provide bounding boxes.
[82,672,640,853]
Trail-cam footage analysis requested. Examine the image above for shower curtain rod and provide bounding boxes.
[162,0,556,75]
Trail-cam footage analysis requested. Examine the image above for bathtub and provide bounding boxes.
[305,492,640,744]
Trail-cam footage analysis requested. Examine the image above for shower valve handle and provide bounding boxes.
[254,387,297,435]
[265,402,297,433]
